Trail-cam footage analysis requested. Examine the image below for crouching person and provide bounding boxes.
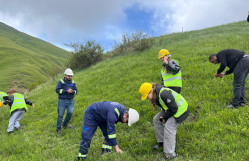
[139,83,190,161]
[77,101,139,160]
[4,88,34,134]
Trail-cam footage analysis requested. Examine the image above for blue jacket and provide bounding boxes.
[56,78,77,99]
[86,101,126,146]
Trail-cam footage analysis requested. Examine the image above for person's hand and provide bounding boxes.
[67,89,73,93]
[114,145,123,153]
[159,116,166,123]
[219,73,225,78]
[215,72,220,77]
[162,56,169,64]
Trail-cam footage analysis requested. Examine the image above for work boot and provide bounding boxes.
[154,142,163,150]
[56,129,61,136]
[63,124,72,129]
[14,127,20,131]
[8,131,13,135]
[225,104,239,108]
[159,154,176,161]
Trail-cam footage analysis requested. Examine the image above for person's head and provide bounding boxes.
[8,88,16,95]
[122,108,139,127]
[139,82,158,101]
[158,49,171,61]
[64,68,74,81]
[209,53,219,64]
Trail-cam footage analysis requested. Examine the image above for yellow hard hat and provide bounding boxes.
[158,49,170,59]
[139,83,153,100]
[0,102,3,107]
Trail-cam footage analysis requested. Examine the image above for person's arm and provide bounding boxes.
[225,68,233,75]
[106,112,119,147]
[160,90,178,121]
[24,97,33,106]
[165,60,180,74]
[3,95,14,106]
[55,81,65,94]
[247,12,249,22]
[72,82,77,95]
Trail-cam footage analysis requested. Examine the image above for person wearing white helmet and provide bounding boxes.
[77,101,139,160]
[55,68,77,135]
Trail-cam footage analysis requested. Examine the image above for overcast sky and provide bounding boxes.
[0,0,248,51]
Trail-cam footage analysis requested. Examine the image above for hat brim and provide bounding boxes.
[141,94,148,100]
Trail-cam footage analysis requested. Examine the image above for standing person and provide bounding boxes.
[247,11,249,22]
[3,88,33,134]
[209,49,249,108]
[77,101,139,160]
[0,91,8,107]
[139,82,190,161]
[55,68,77,135]
[158,49,182,94]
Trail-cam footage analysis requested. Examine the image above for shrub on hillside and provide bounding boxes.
[66,41,104,70]
[110,30,154,57]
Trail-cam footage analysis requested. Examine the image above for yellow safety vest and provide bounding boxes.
[10,93,27,113]
[159,87,188,118]
[161,59,182,87]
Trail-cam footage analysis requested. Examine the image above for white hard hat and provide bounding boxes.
[128,108,139,127]
[64,68,74,76]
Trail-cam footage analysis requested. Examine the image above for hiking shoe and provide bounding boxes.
[154,142,163,150]
[56,129,61,136]
[63,124,72,129]
[240,103,246,107]
[225,104,239,108]
[14,127,20,131]
[101,148,112,155]
[159,154,176,161]
[8,131,13,135]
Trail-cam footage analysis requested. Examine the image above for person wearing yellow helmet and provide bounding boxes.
[158,49,182,94]
[139,82,190,161]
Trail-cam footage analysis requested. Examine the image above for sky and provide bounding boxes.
[0,0,248,52]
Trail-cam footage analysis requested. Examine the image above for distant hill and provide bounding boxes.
[0,22,70,92]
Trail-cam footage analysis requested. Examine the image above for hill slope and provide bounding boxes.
[0,21,249,161]
[0,22,70,92]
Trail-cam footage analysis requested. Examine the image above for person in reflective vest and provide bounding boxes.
[77,101,139,160]
[158,49,182,94]
[3,88,33,134]
[139,83,189,161]
[0,91,8,107]
[55,68,77,135]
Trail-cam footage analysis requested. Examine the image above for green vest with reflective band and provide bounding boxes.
[0,91,7,102]
[161,59,182,87]
[10,93,27,114]
[159,88,188,118]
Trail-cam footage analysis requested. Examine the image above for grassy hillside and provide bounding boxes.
[0,21,249,161]
[0,22,70,92]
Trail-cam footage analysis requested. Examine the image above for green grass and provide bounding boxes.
[0,22,70,92]
[1,20,249,161]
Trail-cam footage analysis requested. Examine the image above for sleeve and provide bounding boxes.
[73,83,78,95]
[225,69,233,75]
[216,53,227,74]
[247,15,249,22]
[160,90,178,121]
[24,97,33,106]
[3,95,14,106]
[106,111,118,146]
[165,60,180,74]
[55,81,65,94]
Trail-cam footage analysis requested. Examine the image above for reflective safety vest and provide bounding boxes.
[161,59,182,87]
[0,91,7,102]
[159,88,188,118]
[59,79,77,94]
[10,93,27,114]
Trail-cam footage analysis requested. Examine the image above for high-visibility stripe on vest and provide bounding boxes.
[161,59,182,87]
[159,88,188,118]
[0,91,7,102]
[10,93,27,114]
[102,144,112,149]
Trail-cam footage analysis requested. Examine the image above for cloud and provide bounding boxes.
[0,0,248,50]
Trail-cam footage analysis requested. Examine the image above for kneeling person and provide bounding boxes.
[77,101,139,160]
